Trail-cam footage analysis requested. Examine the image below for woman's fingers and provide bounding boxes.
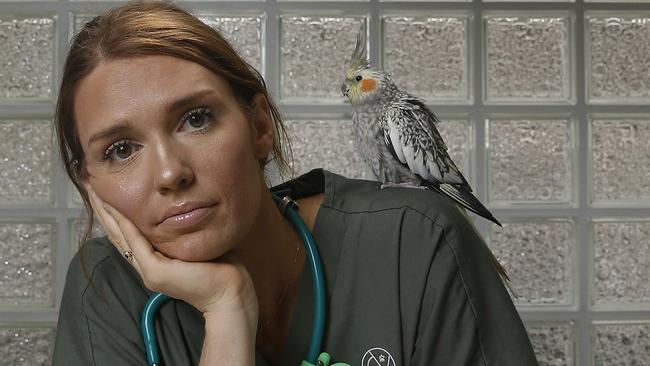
[102,200,165,273]
[86,188,144,274]
[87,189,126,248]
[100,201,184,294]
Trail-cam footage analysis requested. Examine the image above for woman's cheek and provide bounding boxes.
[93,177,149,232]
[114,180,148,219]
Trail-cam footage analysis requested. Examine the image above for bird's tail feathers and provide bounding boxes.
[423,181,502,227]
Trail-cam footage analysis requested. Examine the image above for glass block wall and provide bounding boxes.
[1,1,649,365]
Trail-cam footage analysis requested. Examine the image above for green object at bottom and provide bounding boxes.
[301,352,350,366]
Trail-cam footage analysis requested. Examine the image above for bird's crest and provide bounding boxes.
[347,26,369,75]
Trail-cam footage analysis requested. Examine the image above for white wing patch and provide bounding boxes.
[425,151,443,181]
[387,121,405,164]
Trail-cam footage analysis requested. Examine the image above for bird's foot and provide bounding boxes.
[380,181,427,190]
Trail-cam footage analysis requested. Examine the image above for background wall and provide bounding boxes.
[1,0,649,365]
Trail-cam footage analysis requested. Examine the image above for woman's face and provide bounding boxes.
[75,55,273,261]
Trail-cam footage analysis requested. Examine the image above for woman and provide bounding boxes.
[53,1,538,365]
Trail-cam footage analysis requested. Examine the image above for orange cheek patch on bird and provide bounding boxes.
[361,79,376,92]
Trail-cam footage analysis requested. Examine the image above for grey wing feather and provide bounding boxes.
[379,96,503,228]
[379,98,468,186]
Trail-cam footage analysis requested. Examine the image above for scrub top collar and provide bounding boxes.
[271,168,327,201]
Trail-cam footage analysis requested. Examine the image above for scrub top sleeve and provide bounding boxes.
[411,216,539,366]
[53,244,149,365]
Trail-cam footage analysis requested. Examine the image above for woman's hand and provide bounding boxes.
[87,187,257,316]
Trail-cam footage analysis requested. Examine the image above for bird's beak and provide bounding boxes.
[341,82,349,98]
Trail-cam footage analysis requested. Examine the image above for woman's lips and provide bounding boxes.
[158,203,216,230]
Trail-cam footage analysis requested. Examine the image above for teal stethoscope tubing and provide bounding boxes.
[140,292,170,366]
[140,194,327,366]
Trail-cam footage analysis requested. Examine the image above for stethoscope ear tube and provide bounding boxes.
[141,292,171,366]
[276,195,327,364]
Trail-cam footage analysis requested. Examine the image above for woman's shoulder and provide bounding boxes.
[68,236,122,276]
[64,236,143,298]
[72,235,117,263]
[323,170,468,229]
[56,237,155,365]
[322,171,492,279]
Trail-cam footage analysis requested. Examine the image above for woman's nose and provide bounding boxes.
[152,141,195,193]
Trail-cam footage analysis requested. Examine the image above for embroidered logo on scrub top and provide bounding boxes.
[362,347,395,366]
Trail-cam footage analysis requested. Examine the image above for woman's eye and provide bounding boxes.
[181,107,213,131]
[103,139,138,162]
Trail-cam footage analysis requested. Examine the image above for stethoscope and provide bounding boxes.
[139,194,350,366]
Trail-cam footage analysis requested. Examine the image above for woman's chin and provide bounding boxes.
[158,244,227,262]
[152,231,231,262]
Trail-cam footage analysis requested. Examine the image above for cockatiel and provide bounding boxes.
[341,31,512,283]
[341,31,501,227]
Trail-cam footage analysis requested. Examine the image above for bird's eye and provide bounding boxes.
[355,75,363,81]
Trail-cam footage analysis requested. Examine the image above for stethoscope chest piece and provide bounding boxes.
[301,352,351,366]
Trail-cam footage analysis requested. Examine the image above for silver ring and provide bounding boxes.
[123,250,133,261]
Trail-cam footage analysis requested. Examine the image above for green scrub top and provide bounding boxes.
[53,169,539,365]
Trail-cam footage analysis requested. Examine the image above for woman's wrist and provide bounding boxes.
[200,306,258,366]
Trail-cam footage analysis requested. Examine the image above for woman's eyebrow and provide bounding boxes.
[88,124,131,148]
[165,88,217,114]
[87,88,218,148]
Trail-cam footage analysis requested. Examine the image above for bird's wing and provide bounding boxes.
[379,99,468,186]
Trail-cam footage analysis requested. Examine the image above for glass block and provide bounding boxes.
[284,119,371,179]
[0,222,55,307]
[0,120,52,204]
[199,16,263,73]
[488,221,573,305]
[488,118,572,203]
[593,323,650,365]
[593,221,650,306]
[484,15,572,103]
[383,16,469,101]
[280,16,365,101]
[0,327,54,366]
[0,16,54,100]
[526,323,573,366]
[591,117,650,203]
[436,119,470,179]
[69,184,84,207]
[587,15,650,104]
